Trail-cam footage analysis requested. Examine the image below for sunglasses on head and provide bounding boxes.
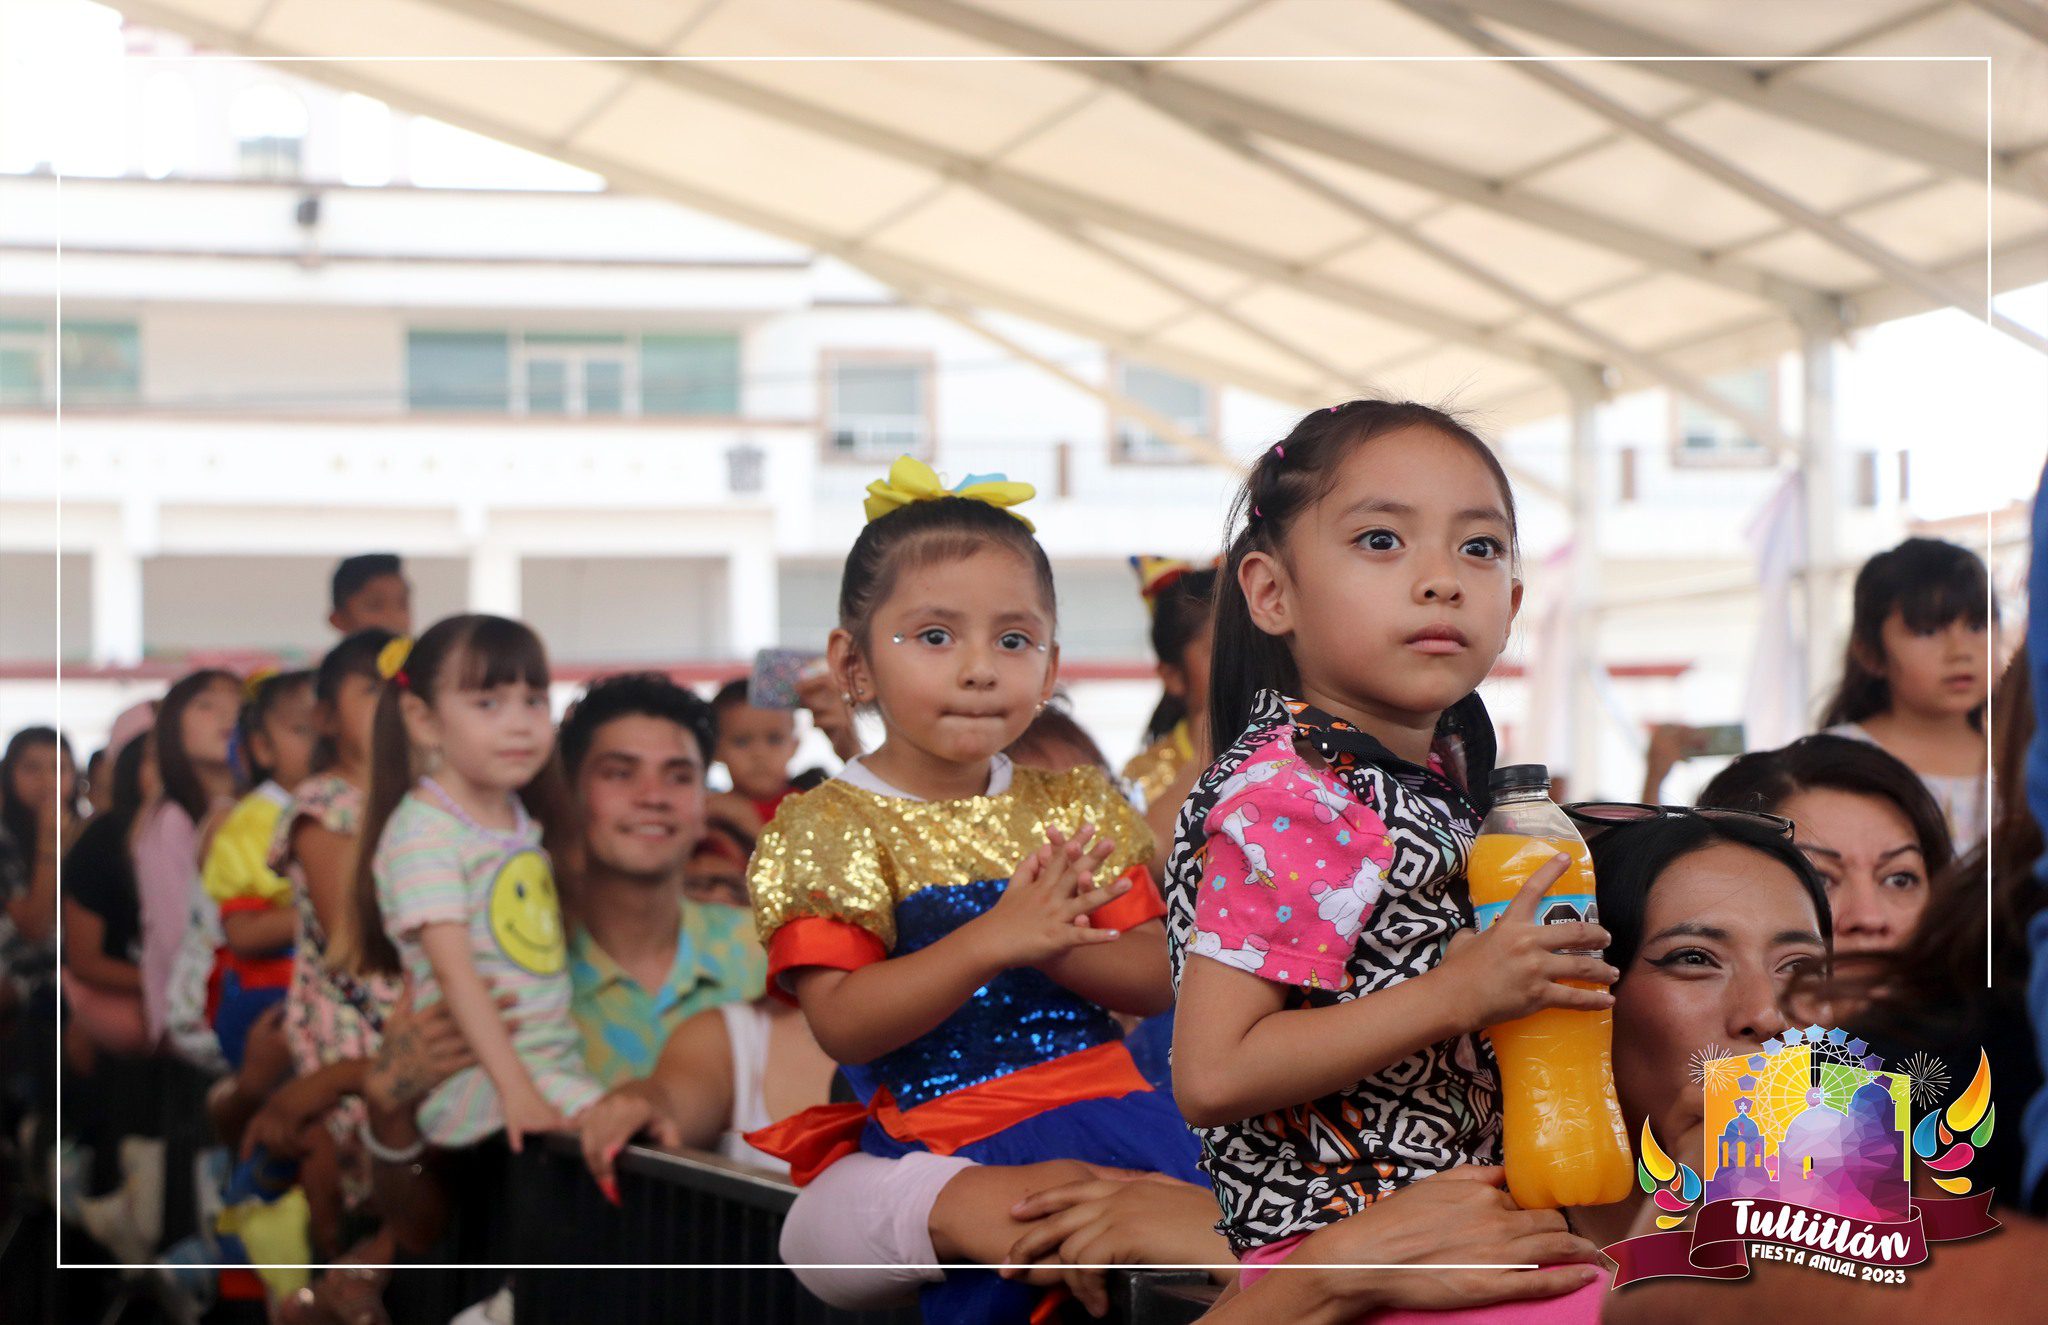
[1561,801,1795,839]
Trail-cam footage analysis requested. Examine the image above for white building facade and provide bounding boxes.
[2,33,1955,795]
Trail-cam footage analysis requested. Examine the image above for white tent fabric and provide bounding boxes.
[102,0,2048,438]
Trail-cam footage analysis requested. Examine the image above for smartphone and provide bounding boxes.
[748,648,825,710]
[1690,723,1746,758]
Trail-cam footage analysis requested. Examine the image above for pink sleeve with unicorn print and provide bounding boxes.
[1190,738,1395,993]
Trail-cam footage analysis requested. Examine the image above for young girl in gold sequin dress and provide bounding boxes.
[745,457,1206,1322]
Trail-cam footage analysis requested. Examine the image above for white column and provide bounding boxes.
[1563,366,1605,800]
[468,545,522,619]
[1798,314,1841,719]
[726,543,779,658]
[90,543,143,666]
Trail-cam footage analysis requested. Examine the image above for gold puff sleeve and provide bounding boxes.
[747,782,898,954]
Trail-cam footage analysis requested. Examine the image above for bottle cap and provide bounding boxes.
[1488,763,1551,794]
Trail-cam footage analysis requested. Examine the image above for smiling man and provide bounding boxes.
[557,673,766,1088]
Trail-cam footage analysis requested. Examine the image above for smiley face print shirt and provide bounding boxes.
[373,786,602,1147]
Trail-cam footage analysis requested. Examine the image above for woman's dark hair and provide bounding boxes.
[1800,645,2039,1042]
[343,614,574,977]
[1820,537,1996,731]
[61,734,152,878]
[837,496,1056,649]
[1208,401,1520,749]
[311,628,398,775]
[1588,813,1833,977]
[1005,698,1111,775]
[558,672,718,779]
[155,670,242,824]
[106,734,151,827]
[237,669,315,786]
[61,732,154,892]
[0,726,75,862]
[1144,568,1217,745]
[1697,734,1955,883]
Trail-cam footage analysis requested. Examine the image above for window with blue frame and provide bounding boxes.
[0,319,141,405]
[406,328,740,416]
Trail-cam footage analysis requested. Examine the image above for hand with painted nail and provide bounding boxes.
[576,1078,682,1199]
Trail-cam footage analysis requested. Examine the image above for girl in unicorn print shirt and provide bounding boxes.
[1164,401,1619,1300]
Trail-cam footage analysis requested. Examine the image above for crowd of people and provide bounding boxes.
[1,404,2043,1325]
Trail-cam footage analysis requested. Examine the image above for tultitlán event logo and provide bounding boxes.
[1607,1026,2002,1288]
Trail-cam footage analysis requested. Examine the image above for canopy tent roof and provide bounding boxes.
[106,0,2048,447]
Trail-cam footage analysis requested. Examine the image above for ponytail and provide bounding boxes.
[340,678,413,977]
[1142,566,1218,747]
[1207,532,1304,760]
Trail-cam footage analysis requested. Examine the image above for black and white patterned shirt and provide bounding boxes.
[1164,689,1503,1252]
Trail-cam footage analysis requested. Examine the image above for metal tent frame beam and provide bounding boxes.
[407,0,1592,377]
[1431,0,2047,200]
[858,0,1822,311]
[1006,204,1371,399]
[1963,0,2048,49]
[1208,127,1804,458]
[1405,0,2048,356]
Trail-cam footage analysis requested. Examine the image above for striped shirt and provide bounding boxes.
[373,785,600,1146]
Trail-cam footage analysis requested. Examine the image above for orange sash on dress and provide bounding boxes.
[744,1040,1153,1186]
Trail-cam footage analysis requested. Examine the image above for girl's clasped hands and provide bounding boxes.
[965,824,1131,969]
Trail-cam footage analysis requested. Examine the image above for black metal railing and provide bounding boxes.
[505,1137,1219,1325]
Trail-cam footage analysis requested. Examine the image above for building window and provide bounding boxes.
[0,321,45,406]
[824,354,931,461]
[230,84,308,182]
[1670,366,1775,466]
[408,330,512,411]
[407,328,739,417]
[516,333,632,417]
[1112,361,1211,464]
[0,320,140,406]
[643,333,740,416]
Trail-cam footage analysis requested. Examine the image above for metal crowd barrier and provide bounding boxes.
[505,1137,1219,1325]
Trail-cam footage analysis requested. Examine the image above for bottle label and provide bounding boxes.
[1474,892,1599,936]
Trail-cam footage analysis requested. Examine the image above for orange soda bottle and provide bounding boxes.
[1466,763,1633,1210]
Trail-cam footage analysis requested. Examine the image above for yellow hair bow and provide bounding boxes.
[1129,554,1221,616]
[243,666,279,704]
[376,636,414,685]
[862,455,1036,532]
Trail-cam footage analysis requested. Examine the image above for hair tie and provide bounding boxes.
[1273,444,1285,460]
[376,636,414,687]
[861,454,1037,531]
